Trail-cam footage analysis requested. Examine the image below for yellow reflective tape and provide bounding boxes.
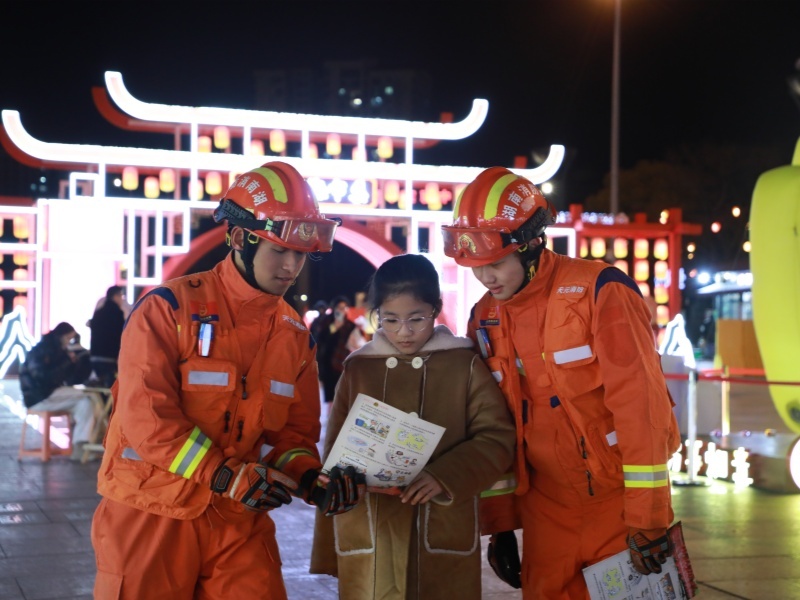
[623,464,669,488]
[252,167,288,204]
[484,173,519,220]
[169,426,210,477]
[624,479,669,489]
[183,436,212,479]
[623,464,667,473]
[274,447,315,470]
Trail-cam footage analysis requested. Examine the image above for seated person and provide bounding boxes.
[19,322,104,460]
[89,285,126,387]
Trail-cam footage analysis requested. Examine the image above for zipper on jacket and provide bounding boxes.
[236,419,244,442]
[241,376,248,399]
[580,437,594,495]
[224,411,231,433]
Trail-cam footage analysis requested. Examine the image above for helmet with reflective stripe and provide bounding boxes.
[442,166,556,267]
[213,161,339,252]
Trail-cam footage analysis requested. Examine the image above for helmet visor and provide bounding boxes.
[251,217,339,252]
[442,225,516,265]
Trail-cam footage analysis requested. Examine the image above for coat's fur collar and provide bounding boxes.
[345,325,473,361]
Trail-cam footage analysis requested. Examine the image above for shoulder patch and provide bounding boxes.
[125,287,179,330]
[595,267,642,301]
[282,314,308,332]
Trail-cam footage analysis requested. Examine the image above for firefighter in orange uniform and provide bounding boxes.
[92,162,365,599]
[442,167,681,598]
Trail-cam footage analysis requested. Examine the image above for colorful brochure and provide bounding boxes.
[322,393,446,491]
[582,522,698,599]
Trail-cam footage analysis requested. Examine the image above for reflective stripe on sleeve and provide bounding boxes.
[188,371,229,386]
[553,344,592,365]
[274,447,316,470]
[622,464,669,488]
[480,473,517,498]
[270,380,295,397]
[169,426,212,479]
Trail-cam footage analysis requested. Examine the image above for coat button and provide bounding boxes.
[412,357,424,369]
[386,357,398,368]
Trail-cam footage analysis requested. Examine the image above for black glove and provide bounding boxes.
[628,527,671,575]
[210,458,297,512]
[310,465,367,517]
[487,530,522,589]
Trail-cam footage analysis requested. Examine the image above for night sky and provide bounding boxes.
[2,0,800,303]
[3,1,800,197]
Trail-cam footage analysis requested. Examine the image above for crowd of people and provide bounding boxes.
[14,160,680,599]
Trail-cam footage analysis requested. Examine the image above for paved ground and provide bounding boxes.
[0,376,798,599]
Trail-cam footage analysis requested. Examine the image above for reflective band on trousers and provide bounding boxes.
[622,464,669,488]
[274,447,316,471]
[169,426,212,479]
[553,344,592,365]
[188,371,229,386]
[270,380,295,397]
[480,473,517,498]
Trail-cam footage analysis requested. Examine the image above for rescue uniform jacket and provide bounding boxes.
[475,249,680,534]
[96,253,323,520]
[310,326,515,600]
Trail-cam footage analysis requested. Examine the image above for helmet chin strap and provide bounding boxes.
[231,227,265,292]
[514,236,548,293]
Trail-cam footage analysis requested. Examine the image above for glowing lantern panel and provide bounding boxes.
[250,139,265,156]
[634,238,649,259]
[638,282,651,297]
[613,238,628,259]
[122,166,139,191]
[384,181,400,204]
[213,126,230,150]
[425,183,442,210]
[654,285,669,304]
[198,136,212,153]
[580,238,589,258]
[614,260,628,274]
[269,129,286,154]
[634,259,649,282]
[326,133,341,157]
[159,169,176,193]
[654,238,669,260]
[654,260,668,280]
[13,252,29,266]
[590,238,606,258]
[656,305,670,327]
[306,143,319,159]
[205,172,223,196]
[12,216,30,239]
[144,176,160,199]
[377,136,393,160]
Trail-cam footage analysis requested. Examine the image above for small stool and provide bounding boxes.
[18,409,74,462]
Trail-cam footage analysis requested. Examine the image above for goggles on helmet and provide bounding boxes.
[441,225,520,266]
[214,199,339,252]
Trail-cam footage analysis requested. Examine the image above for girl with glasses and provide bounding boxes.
[310,253,516,600]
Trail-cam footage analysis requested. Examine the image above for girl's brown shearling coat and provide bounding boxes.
[310,325,515,600]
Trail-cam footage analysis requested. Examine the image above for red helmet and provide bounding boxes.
[442,167,556,267]
[213,161,339,252]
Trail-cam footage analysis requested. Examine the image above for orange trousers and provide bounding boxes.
[92,498,287,599]
[518,487,628,599]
